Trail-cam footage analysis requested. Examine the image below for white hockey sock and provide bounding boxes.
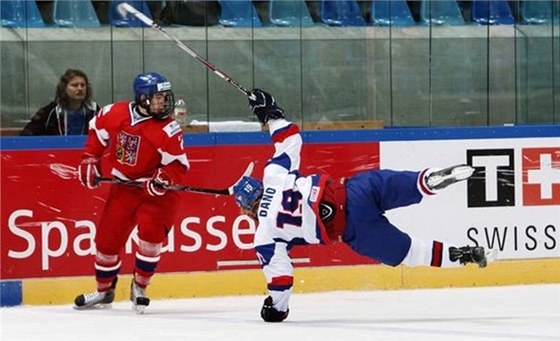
[401,238,462,268]
[417,168,438,196]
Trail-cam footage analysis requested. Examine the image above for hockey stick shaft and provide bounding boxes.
[50,162,254,196]
[98,177,230,195]
[118,3,251,97]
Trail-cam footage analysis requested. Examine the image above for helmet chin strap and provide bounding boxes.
[137,96,161,119]
[135,101,152,118]
[136,92,174,120]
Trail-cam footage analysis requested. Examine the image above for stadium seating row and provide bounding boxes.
[1,0,558,28]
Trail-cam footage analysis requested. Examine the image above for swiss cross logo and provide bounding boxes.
[466,147,560,207]
[522,147,560,206]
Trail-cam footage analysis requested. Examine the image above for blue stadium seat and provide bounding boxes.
[420,0,464,26]
[472,0,515,25]
[320,0,367,26]
[218,0,261,27]
[110,1,152,27]
[370,0,415,26]
[1,0,45,28]
[520,0,553,24]
[269,0,314,27]
[53,0,101,28]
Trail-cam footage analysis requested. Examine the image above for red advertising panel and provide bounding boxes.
[1,142,379,279]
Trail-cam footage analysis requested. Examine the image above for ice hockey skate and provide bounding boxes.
[449,246,489,268]
[425,164,475,191]
[74,289,115,310]
[74,277,117,310]
[130,280,150,314]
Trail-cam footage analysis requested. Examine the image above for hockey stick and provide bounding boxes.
[49,162,254,195]
[117,2,252,98]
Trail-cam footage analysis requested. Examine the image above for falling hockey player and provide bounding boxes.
[73,72,189,313]
[232,89,492,323]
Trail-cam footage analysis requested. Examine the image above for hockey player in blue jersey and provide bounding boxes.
[234,89,490,323]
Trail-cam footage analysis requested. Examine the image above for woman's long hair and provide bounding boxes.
[55,69,93,108]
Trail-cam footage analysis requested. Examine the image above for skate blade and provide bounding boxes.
[478,249,499,268]
[73,303,112,311]
[452,165,475,181]
[486,248,499,263]
[132,303,147,314]
[427,166,475,189]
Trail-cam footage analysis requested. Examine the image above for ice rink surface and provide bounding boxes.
[1,284,558,341]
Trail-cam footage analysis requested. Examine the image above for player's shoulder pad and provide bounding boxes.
[98,103,114,116]
[163,120,182,137]
[98,101,131,117]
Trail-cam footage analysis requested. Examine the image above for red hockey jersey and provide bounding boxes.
[83,101,189,184]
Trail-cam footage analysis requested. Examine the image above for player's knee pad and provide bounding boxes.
[137,238,162,257]
[95,251,120,266]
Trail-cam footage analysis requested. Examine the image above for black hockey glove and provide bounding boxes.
[260,296,289,322]
[248,88,285,124]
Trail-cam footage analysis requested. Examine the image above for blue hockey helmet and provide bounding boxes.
[232,176,263,210]
[133,72,175,119]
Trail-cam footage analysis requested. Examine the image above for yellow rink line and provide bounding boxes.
[23,258,560,305]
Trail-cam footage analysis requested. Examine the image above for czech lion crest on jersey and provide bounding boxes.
[116,131,140,166]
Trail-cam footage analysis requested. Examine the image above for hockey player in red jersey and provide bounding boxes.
[232,89,492,322]
[74,72,189,313]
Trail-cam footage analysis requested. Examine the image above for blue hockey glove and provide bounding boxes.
[260,296,289,322]
[248,89,285,124]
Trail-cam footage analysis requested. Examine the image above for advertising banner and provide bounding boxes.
[1,141,379,280]
[3,132,558,281]
[381,138,560,260]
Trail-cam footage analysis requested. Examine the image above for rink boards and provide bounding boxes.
[1,125,559,306]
